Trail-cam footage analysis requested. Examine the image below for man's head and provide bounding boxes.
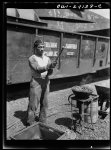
[34,39,44,56]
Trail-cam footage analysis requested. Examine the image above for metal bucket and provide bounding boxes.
[10,122,65,140]
[84,96,99,123]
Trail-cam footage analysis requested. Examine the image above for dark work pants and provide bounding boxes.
[27,77,50,125]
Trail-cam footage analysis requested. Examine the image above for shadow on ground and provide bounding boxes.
[14,110,39,126]
[98,111,109,119]
[14,110,28,126]
[55,117,72,129]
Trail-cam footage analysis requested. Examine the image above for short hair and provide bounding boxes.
[33,39,44,49]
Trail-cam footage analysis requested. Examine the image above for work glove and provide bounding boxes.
[51,61,57,68]
[47,68,53,76]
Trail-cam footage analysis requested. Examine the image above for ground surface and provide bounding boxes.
[6,79,110,140]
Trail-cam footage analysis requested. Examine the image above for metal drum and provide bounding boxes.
[84,96,99,124]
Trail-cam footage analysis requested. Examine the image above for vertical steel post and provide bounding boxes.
[58,32,63,69]
[77,35,82,68]
[35,28,38,36]
[93,37,98,67]
[105,40,110,66]
[81,102,84,131]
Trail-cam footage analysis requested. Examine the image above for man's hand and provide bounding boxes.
[51,61,57,68]
[46,61,57,70]
[46,62,52,70]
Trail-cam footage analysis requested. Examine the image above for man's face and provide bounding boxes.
[35,44,44,56]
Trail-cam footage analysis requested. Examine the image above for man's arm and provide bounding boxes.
[29,56,47,73]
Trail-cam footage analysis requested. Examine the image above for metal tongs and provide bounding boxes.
[54,46,65,63]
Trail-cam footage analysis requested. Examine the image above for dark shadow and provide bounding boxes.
[95,85,110,109]
[98,111,109,120]
[95,85,110,99]
[55,116,82,134]
[14,110,28,126]
[7,82,30,102]
[55,117,72,129]
[14,110,39,126]
[95,68,110,79]
[95,85,110,120]
[70,9,84,18]
[39,16,92,23]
